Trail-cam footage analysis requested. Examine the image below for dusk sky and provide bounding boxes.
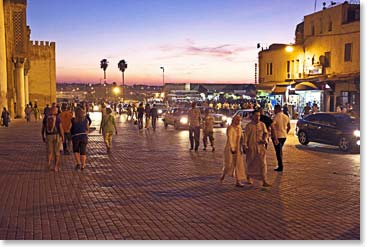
[27,0,325,85]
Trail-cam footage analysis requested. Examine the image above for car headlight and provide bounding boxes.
[221,116,227,121]
[180,117,188,124]
[158,109,163,114]
[354,130,360,137]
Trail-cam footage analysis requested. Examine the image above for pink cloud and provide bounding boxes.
[186,44,233,56]
[158,42,254,59]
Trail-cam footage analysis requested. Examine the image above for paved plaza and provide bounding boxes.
[0,114,360,240]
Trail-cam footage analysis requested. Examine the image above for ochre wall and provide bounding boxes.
[28,40,56,108]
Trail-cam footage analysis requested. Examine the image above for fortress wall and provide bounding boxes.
[28,40,56,108]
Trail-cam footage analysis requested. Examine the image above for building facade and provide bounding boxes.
[258,2,360,116]
[163,83,256,104]
[0,0,56,118]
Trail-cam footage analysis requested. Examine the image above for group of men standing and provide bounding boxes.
[187,102,215,152]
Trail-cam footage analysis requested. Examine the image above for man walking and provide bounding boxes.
[150,104,158,131]
[41,106,64,172]
[202,109,215,151]
[272,104,291,172]
[243,110,270,187]
[137,103,145,130]
[188,102,201,151]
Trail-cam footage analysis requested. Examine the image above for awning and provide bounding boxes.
[271,85,288,94]
[326,73,360,82]
[295,82,318,90]
[256,84,274,91]
[294,81,332,91]
[256,81,294,91]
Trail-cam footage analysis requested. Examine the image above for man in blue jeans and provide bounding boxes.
[272,104,291,172]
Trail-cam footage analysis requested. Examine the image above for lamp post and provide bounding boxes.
[160,66,165,86]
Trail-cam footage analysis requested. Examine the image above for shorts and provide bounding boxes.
[72,137,88,155]
[46,134,61,156]
[64,132,72,142]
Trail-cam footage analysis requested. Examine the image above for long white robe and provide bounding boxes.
[223,125,246,180]
[243,121,268,180]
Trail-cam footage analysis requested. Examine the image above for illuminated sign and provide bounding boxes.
[307,64,323,75]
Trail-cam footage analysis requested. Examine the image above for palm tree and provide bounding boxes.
[118,60,128,100]
[118,60,128,86]
[100,59,109,82]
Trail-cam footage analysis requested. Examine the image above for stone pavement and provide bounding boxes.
[0,114,360,240]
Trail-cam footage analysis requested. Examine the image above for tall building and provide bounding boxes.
[258,2,360,115]
[0,0,56,118]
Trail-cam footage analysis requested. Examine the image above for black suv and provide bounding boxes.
[296,113,360,152]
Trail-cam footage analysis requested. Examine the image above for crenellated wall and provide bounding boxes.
[28,40,56,108]
[1,0,56,117]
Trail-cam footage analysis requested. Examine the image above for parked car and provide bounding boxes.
[197,107,228,128]
[229,109,255,129]
[209,112,229,128]
[163,108,190,130]
[296,113,360,152]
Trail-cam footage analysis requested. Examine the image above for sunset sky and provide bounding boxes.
[27,0,325,85]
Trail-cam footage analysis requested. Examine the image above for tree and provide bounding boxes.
[100,59,109,82]
[118,60,128,87]
[118,60,128,100]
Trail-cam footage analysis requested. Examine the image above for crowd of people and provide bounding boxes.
[0,97,355,190]
[186,101,290,188]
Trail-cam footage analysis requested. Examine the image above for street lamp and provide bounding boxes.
[285,45,294,53]
[160,66,165,86]
[113,86,121,95]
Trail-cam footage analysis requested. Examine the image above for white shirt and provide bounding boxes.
[273,112,290,138]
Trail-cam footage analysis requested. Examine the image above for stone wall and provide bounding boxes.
[28,40,56,108]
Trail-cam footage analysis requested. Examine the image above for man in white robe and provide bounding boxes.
[243,110,271,187]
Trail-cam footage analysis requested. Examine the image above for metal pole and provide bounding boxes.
[163,70,165,86]
[122,72,125,102]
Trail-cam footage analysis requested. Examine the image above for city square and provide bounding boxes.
[0,0,361,242]
[0,115,360,240]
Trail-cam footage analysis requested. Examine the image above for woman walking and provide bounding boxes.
[220,115,248,187]
[71,107,89,170]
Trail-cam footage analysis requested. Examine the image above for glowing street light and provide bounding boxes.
[285,45,294,53]
[113,86,121,95]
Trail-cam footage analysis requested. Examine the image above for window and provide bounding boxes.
[319,18,323,34]
[324,52,331,67]
[287,61,290,79]
[311,22,315,35]
[317,114,337,127]
[266,63,273,75]
[328,18,332,32]
[305,114,317,122]
[344,43,352,62]
[343,5,360,24]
